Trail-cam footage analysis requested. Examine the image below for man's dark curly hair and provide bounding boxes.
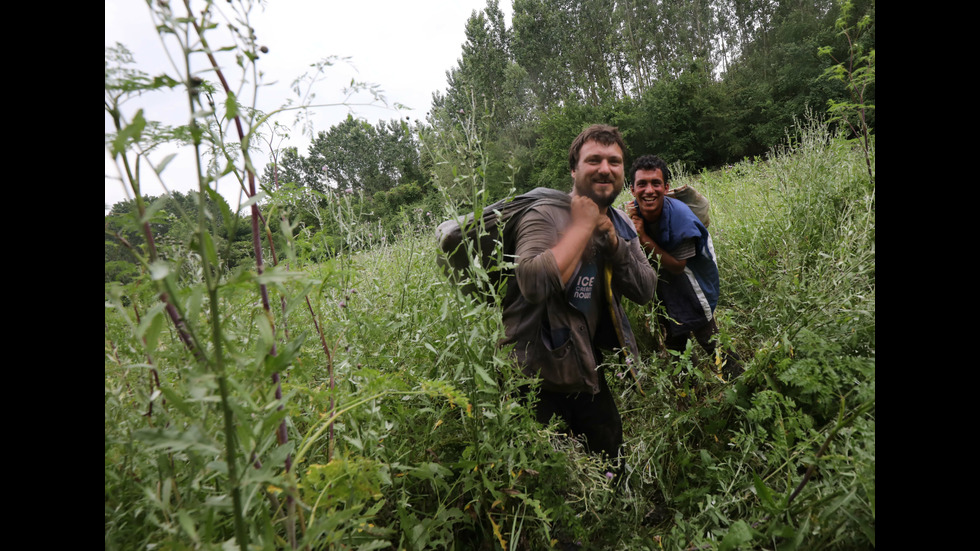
[628,154,671,189]
[568,124,627,171]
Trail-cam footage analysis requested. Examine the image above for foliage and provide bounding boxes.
[819,0,875,184]
[305,116,424,196]
[630,62,737,170]
[612,116,875,550]
[106,2,874,548]
[109,101,875,551]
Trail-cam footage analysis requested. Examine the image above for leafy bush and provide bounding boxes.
[106,2,873,548]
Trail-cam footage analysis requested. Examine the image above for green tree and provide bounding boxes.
[306,116,421,196]
[632,62,736,169]
[511,0,574,109]
[819,0,875,183]
[438,0,533,139]
[261,146,311,188]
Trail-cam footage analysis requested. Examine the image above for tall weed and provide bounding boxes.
[635,114,876,550]
[106,5,873,545]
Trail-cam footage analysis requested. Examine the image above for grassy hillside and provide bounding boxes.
[106,120,874,550]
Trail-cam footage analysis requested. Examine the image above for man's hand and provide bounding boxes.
[627,199,685,273]
[552,195,624,284]
[570,194,601,231]
[625,201,647,239]
[571,195,618,253]
[595,213,619,252]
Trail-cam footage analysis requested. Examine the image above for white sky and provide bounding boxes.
[105,0,511,212]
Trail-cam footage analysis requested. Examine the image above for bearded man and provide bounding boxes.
[501,124,656,459]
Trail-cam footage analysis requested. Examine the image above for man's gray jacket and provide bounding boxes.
[501,201,656,395]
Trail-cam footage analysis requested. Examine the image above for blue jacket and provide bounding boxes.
[649,197,719,336]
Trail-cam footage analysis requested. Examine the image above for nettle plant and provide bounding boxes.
[105,3,589,549]
[104,2,455,549]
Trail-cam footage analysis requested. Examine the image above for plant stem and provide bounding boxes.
[185,2,296,545]
[305,297,336,460]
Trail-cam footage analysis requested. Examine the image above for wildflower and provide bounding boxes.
[605,471,615,480]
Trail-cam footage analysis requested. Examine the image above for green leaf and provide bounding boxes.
[111,109,146,157]
[699,449,715,466]
[154,153,177,174]
[264,331,308,376]
[140,195,170,225]
[186,286,204,322]
[205,185,235,233]
[159,386,193,418]
[255,266,302,285]
[201,230,218,267]
[137,303,167,351]
[151,74,180,89]
[134,425,220,455]
[177,510,200,544]
[719,520,755,551]
[473,365,497,387]
[357,541,392,551]
[224,91,239,120]
[240,191,267,210]
[256,311,274,351]
[753,473,776,512]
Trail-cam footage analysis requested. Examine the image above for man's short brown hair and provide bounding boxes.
[568,124,627,172]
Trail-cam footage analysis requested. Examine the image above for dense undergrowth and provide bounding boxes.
[105,2,873,547]
[106,117,875,550]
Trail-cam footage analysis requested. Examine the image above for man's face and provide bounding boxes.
[631,168,669,221]
[571,140,625,208]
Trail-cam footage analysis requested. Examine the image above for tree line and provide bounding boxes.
[263,0,872,205]
[107,0,874,272]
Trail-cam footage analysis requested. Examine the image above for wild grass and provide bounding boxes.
[107,115,874,550]
[105,4,872,544]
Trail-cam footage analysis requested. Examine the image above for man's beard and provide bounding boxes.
[579,179,619,207]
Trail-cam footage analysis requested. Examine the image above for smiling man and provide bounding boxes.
[501,124,656,460]
[626,155,742,379]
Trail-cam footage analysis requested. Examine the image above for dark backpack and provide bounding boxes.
[668,184,711,227]
[436,188,570,299]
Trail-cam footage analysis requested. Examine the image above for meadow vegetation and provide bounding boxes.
[106,118,874,550]
[106,1,874,549]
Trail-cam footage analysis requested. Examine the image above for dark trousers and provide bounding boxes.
[532,370,622,460]
[664,318,743,378]
[664,317,721,354]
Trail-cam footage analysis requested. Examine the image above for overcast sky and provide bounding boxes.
[105,0,511,211]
